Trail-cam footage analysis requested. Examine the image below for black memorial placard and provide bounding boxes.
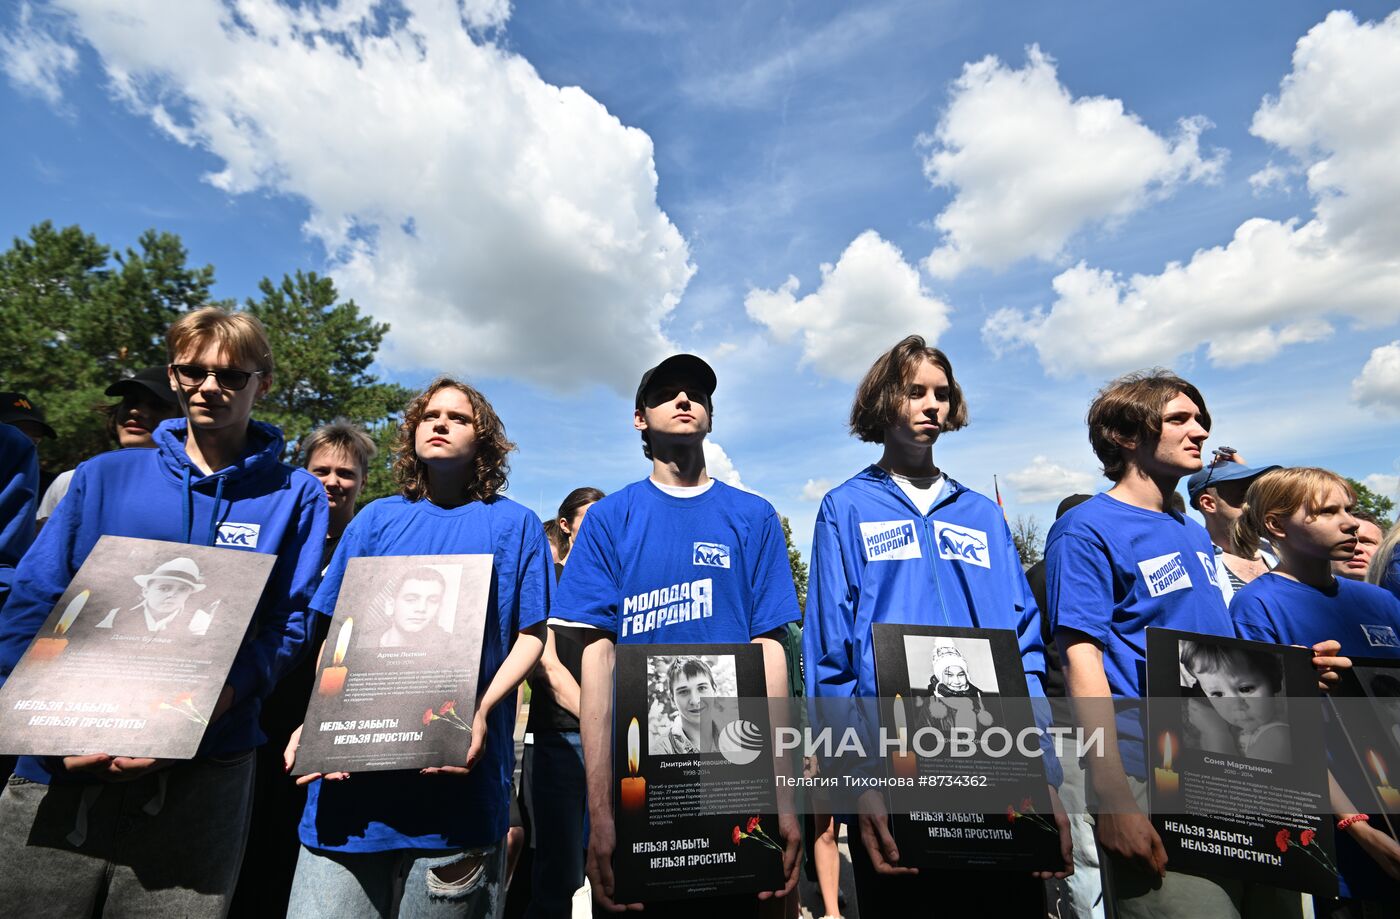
[872,623,1062,871]
[612,642,782,902]
[295,554,492,773]
[1333,657,1400,820]
[0,535,275,759]
[1146,627,1336,895]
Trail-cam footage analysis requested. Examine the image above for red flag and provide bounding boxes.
[994,475,1006,519]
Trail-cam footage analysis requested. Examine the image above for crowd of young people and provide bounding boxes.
[1,311,1399,919]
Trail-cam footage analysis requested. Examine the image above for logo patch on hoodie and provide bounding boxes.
[860,520,921,561]
[933,521,990,568]
[216,522,261,549]
[1138,552,1192,597]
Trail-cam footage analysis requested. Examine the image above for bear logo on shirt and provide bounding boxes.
[1361,624,1400,649]
[1197,551,1220,589]
[933,522,990,569]
[692,542,731,569]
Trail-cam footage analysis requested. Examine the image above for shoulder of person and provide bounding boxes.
[711,479,781,518]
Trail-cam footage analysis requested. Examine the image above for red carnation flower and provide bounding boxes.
[1275,829,1291,854]
[1300,829,1315,847]
[1020,797,1034,812]
[747,816,761,833]
[423,708,435,726]
[439,701,456,715]
[1007,806,1018,823]
[732,826,742,845]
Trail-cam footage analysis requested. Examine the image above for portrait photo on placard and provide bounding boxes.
[1178,638,1291,765]
[903,634,1002,736]
[645,653,738,756]
[352,561,467,650]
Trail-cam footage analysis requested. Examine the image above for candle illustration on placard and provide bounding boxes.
[1154,731,1180,797]
[891,693,918,779]
[1366,749,1400,810]
[620,717,646,812]
[31,590,89,661]
[317,617,353,695]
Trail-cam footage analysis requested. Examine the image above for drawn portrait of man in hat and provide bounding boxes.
[94,556,214,637]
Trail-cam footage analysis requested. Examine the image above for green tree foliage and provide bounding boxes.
[0,222,214,469]
[1346,477,1396,525]
[246,270,412,500]
[781,515,809,615]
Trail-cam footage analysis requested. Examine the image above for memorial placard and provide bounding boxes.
[0,535,275,759]
[612,642,782,902]
[872,623,1062,871]
[295,554,492,773]
[1146,627,1336,894]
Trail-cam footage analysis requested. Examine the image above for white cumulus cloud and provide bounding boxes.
[1352,341,1400,415]
[704,440,750,492]
[1005,455,1097,504]
[984,11,1400,377]
[1363,474,1399,500]
[42,0,693,391]
[921,45,1222,279]
[800,478,833,501]
[745,230,951,381]
[0,2,79,106]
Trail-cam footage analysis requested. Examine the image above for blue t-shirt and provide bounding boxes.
[298,494,551,853]
[551,479,799,643]
[1046,492,1233,776]
[1231,573,1400,900]
[1231,573,1400,659]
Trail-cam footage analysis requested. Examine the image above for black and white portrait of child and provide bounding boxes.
[905,636,1000,735]
[1179,639,1291,765]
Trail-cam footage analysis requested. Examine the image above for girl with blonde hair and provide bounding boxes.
[1229,467,1400,905]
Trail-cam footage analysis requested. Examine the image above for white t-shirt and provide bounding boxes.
[36,468,75,522]
[889,471,946,516]
[650,478,715,499]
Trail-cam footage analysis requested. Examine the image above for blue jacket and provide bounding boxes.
[0,418,328,783]
[804,466,1060,784]
[0,424,39,611]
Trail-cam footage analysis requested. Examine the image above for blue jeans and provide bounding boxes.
[287,839,506,919]
[522,731,587,919]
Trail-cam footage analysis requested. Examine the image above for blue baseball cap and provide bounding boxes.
[1187,461,1280,504]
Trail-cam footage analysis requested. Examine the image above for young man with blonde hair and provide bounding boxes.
[0,306,328,917]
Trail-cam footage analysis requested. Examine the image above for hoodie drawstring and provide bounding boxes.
[180,465,194,544]
[206,476,225,547]
[180,465,226,547]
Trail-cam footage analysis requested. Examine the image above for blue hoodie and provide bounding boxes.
[0,423,39,611]
[804,466,1060,785]
[0,418,328,783]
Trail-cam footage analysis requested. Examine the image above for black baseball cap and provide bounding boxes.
[0,392,56,439]
[634,354,717,410]
[106,366,178,406]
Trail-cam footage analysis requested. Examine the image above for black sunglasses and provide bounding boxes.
[170,364,266,392]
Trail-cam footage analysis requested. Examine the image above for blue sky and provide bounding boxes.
[4,0,1400,556]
